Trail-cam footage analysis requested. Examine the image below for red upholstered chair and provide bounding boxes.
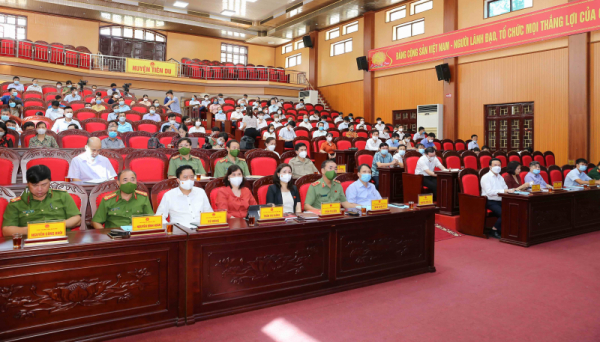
[312,137,327,154]
[355,150,375,173]
[460,151,478,170]
[131,104,149,114]
[171,149,211,175]
[0,148,20,185]
[68,101,86,111]
[150,178,201,212]
[189,133,207,147]
[493,151,508,167]
[23,99,45,107]
[43,92,60,102]
[114,147,136,162]
[91,130,115,141]
[21,149,72,182]
[548,165,563,184]
[293,137,311,157]
[210,149,229,175]
[353,137,367,150]
[478,151,493,170]
[443,151,462,169]
[280,151,296,164]
[295,174,323,209]
[133,120,160,133]
[314,104,324,112]
[252,176,273,205]
[89,180,149,217]
[58,129,91,148]
[22,116,54,130]
[335,137,352,150]
[0,186,17,235]
[20,130,57,148]
[124,150,168,182]
[23,105,46,118]
[532,151,546,167]
[454,139,466,151]
[74,109,98,121]
[507,151,521,164]
[457,169,489,238]
[125,131,152,149]
[562,165,574,180]
[246,150,280,176]
[441,139,455,151]
[125,111,142,122]
[432,139,442,151]
[518,166,531,184]
[42,84,58,94]
[539,166,550,184]
[205,178,226,209]
[334,172,359,194]
[544,151,555,167]
[402,150,425,203]
[23,90,43,100]
[81,118,108,133]
[327,128,340,138]
[47,182,88,230]
[157,132,179,147]
[520,152,533,167]
[69,148,124,173]
[294,127,310,138]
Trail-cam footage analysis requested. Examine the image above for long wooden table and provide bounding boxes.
[499,187,600,247]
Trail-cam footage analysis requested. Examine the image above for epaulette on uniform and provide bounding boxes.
[135,190,148,196]
[219,158,228,163]
[191,155,200,159]
[311,181,320,186]
[10,196,21,203]
[334,179,341,184]
[103,192,117,201]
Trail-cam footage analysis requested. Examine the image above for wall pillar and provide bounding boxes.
[308,31,319,88]
[363,11,375,122]
[443,0,458,140]
[568,32,590,163]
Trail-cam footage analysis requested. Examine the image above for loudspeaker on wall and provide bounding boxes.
[435,63,451,82]
[356,56,369,71]
[303,36,314,48]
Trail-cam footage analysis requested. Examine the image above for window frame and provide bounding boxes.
[0,13,27,40]
[282,43,293,54]
[410,0,433,15]
[220,43,248,65]
[330,38,353,57]
[326,27,340,40]
[386,6,407,22]
[485,0,533,18]
[342,21,359,35]
[484,102,534,152]
[295,40,305,49]
[285,53,302,68]
[393,18,425,41]
[99,25,166,42]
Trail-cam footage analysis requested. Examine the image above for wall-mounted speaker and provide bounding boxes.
[435,63,451,82]
[303,36,314,48]
[357,56,369,71]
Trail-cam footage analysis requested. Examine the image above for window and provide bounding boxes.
[295,40,305,49]
[99,26,165,42]
[221,43,248,65]
[282,43,293,54]
[484,102,534,151]
[343,21,359,35]
[410,0,433,15]
[393,19,424,41]
[0,13,27,40]
[99,26,166,61]
[326,28,340,40]
[285,54,301,68]
[330,38,352,56]
[386,6,406,22]
[485,0,533,18]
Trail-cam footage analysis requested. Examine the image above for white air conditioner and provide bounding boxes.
[417,104,444,139]
[299,90,318,105]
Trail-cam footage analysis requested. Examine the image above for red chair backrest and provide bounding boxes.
[433,141,441,150]
[479,155,492,169]
[210,186,224,208]
[299,183,312,209]
[496,155,507,168]
[455,142,466,151]
[76,111,97,121]
[443,142,454,151]
[249,156,278,176]
[545,154,555,167]
[445,155,461,169]
[0,158,15,185]
[128,157,166,181]
[340,181,353,194]
[550,169,563,184]
[337,140,351,150]
[509,155,521,163]
[534,155,546,166]
[137,123,159,133]
[463,155,478,169]
[461,174,480,196]
[519,172,527,184]
[61,135,88,148]
[540,170,549,184]
[129,136,151,149]
[0,197,8,233]
[405,156,420,174]
[295,130,309,138]
[356,154,373,170]
[522,155,533,166]
[354,140,366,150]
[563,169,571,179]
[27,158,69,181]
[159,137,172,146]
[257,185,269,205]
[84,122,107,132]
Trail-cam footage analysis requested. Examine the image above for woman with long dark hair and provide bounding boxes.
[266,163,301,213]
[215,164,257,218]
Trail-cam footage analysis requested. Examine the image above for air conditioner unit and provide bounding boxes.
[299,90,318,105]
[417,104,444,139]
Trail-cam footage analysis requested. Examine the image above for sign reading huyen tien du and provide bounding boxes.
[126,59,178,77]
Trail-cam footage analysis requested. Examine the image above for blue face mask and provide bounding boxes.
[381,149,388,156]
[108,131,118,138]
[399,150,406,156]
[360,173,372,182]
[319,126,324,131]
[9,102,15,108]
[304,118,308,122]
[532,169,541,175]
[579,165,587,172]
[96,100,102,104]
[218,110,223,113]
[8,126,15,130]
[418,148,425,154]
[1,115,9,121]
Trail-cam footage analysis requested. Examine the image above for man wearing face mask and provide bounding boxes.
[313,122,327,138]
[299,115,312,130]
[142,106,162,122]
[102,122,125,149]
[52,107,81,133]
[318,116,330,130]
[289,143,318,178]
[230,105,244,122]
[415,147,448,198]
[1,89,22,106]
[114,98,131,113]
[268,99,279,114]
[7,76,24,92]
[309,111,320,121]
[371,143,399,188]
[365,130,382,151]
[346,164,383,207]
[213,140,250,178]
[45,101,64,120]
[413,127,427,141]
[237,94,249,106]
[67,137,117,182]
[356,119,367,130]
[481,158,515,238]
[201,95,211,108]
[92,169,154,229]
[278,122,296,148]
[160,113,180,133]
[168,138,206,178]
[564,158,593,187]
[92,95,106,112]
[156,165,213,228]
[416,143,426,154]
[421,133,436,149]
[304,160,358,211]
[374,118,386,134]
[106,83,121,97]
[26,78,42,93]
[524,161,552,189]
[209,99,222,115]
[217,93,225,105]
[386,132,401,152]
[392,145,407,168]
[264,137,280,157]
[165,90,181,114]
[296,99,305,110]
[337,117,350,130]
[64,88,81,103]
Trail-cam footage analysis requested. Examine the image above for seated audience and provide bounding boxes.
[102,122,125,149]
[416,143,426,154]
[386,132,401,151]
[524,161,552,189]
[170,124,188,147]
[278,121,296,148]
[365,130,382,151]
[299,115,312,130]
[4,118,21,134]
[318,115,330,130]
[8,98,20,117]
[108,93,120,105]
[374,118,385,133]
[392,145,407,168]
[230,105,244,124]
[289,143,318,178]
[64,88,81,102]
[296,99,305,110]
[2,165,81,236]
[346,163,383,206]
[7,76,24,92]
[564,159,593,187]
[1,88,21,106]
[337,117,350,130]
[481,145,491,152]
[468,134,479,150]
[265,137,279,157]
[421,133,436,149]
[215,164,257,218]
[52,107,81,133]
[587,163,600,180]
[140,94,152,106]
[217,93,225,105]
[472,147,481,155]
[381,127,391,140]
[213,140,250,178]
[304,159,357,210]
[114,98,131,113]
[156,165,212,228]
[22,122,35,132]
[503,161,531,191]
[356,119,367,130]
[26,78,42,92]
[45,101,64,120]
[372,142,398,188]
[413,126,426,141]
[107,83,121,97]
[92,169,154,229]
[116,112,133,133]
[67,137,117,182]
[415,147,448,197]
[62,80,75,95]
[345,124,358,138]
[313,122,327,138]
[481,158,515,238]
[0,122,13,147]
[189,118,205,133]
[142,106,162,122]
[30,122,59,148]
[309,112,320,121]
[168,138,206,178]
[161,113,179,132]
[320,132,337,159]
[263,124,276,140]
[266,163,301,213]
[68,123,78,130]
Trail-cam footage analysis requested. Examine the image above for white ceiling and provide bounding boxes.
[146,0,303,20]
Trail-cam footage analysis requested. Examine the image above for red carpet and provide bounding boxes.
[434,223,462,242]
[111,231,600,342]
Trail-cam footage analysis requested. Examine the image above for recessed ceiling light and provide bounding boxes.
[234,32,240,37]
[222,30,227,34]
[221,9,236,16]
[173,1,188,8]
[146,19,155,27]
[227,31,233,36]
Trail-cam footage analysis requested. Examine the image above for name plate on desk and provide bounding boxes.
[259,206,284,222]
[590,179,596,186]
[531,184,541,192]
[25,220,68,247]
[199,211,228,228]
[553,181,563,189]
[131,215,164,234]
[337,164,347,173]
[371,199,389,211]
[418,194,435,207]
[321,202,342,217]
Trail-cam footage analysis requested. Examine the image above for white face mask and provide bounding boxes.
[180,179,194,191]
[280,174,292,183]
[299,151,307,159]
[36,128,46,135]
[169,120,176,125]
[119,101,125,106]
[217,140,224,146]
[119,117,126,122]
[377,120,381,124]
[236,109,241,112]
[150,110,156,114]
[195,121,201,127]
[492,166,501,174]
[229,176,243,187]
[360,121,365,124]
[65,113,73,119]
[373,136,379,141]
[428,139,433,143]
[326,137,332,142]
[267,144,276,151]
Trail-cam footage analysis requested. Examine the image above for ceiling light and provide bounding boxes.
[124,15,133,25]
[156,21,165,27]
[330,15,339,24]
[268,42,275,44]
[221,9,235,16]
[165,6,187,13]
[135,17,144,26]
[246,0,257,2]
[347,9,358,17]
[113,14,122,23]
[101,12,111,20]
[285,31,292,38]
[173,1,188,8]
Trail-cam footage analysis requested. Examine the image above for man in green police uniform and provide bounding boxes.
[2,165,81,236]
[304,159,358,211]
[168,138,206,178]
[212,140,250,178]
[91,169,154,229]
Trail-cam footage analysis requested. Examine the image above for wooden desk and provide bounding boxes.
[378,166,405,203]
[436,170,460,216]
[334,149,357,173]
[499,187,600,247]
[0,228,187,341]
[179,207,436,323]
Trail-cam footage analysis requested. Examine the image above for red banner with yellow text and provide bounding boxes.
[369,0,600,71]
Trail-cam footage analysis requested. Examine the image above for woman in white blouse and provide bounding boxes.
[188,118,206,133]
[262,124,276,140]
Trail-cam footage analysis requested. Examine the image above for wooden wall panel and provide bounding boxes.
[374,69,444,124]
[589,42,600,164]
[318,81,364,116]
[457,48,569,165]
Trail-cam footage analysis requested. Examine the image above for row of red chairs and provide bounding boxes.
[0,39,92,68]
[181,60,290,83]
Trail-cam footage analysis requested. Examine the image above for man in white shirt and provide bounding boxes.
[334,115,344,124]
[365,130,383,151]
[415,147,448,198]
[356,119,368,130]
[217,93,225,105]
[272,114,283,129]
[413,127,427,141]
[468,134,479,150]
[564,158,593,187]
[237,94,249,106]
[481,158,515,238]
[45,101,64,120]
[278,122,296,148]
[7,76,24,92]
[392,145,407,168]
[107,83,121,97]
[230,105,244,123]
[67,137,117,182]
[64,89,81,103]
[309,112,320,121]
[201,95,211,108]
[155,165,213,229]
[52,107,81,133]
[26,78,42,93]
[299,115,312,130]
[313,122,327,138]
[374,117,386,134]
[296,100,305,110]
[268,100,279,114]
[338,117,350,130]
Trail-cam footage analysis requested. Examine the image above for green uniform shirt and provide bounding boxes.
[304,178,347,209]
[168,155,206,177]
[212,157,250,178]
[588,167,600,180]
[92,189,154,229]
[2,189,81,229]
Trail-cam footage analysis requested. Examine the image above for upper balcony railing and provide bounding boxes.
[0,38,307,86]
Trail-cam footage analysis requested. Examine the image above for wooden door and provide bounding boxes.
[392,109,417,132]
[484,102,534,152]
